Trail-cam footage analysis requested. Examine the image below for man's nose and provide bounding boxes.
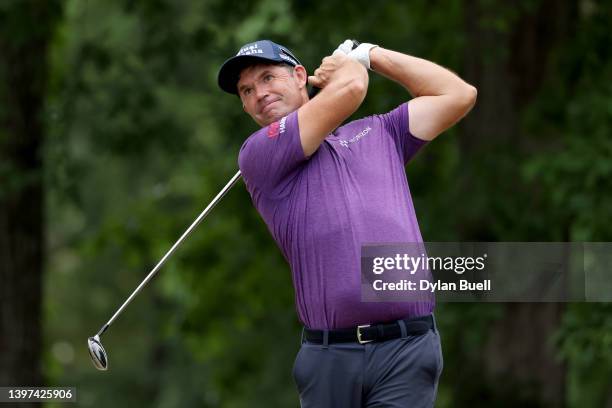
[255,84,270,100]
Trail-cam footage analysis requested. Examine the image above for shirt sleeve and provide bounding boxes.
[376,102,428,165]
[238,110,306,197]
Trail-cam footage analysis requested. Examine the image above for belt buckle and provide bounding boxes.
[357,324,372,344]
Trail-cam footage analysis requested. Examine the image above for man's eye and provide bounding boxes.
[264,74,273,82]
[243,88,252,95]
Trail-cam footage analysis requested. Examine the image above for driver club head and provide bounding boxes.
[87,335,108,371]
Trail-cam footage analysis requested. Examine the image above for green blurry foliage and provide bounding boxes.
[43,0,611,406]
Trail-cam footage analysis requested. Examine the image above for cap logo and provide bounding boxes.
[237,44,264,56]
[279,53,297,65]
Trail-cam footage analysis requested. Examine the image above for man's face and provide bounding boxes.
[237,63,307,127]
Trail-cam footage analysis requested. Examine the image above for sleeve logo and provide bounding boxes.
[267,116,287,139]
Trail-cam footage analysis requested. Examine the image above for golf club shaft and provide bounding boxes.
[97,170,243,337]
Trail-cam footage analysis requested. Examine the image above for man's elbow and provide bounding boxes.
[346,75,369,105]
[458,84,477,113]
[445,84,477,126]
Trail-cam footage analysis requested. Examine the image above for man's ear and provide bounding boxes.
[293,65,308,89]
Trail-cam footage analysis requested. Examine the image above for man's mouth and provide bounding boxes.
[260,99,280,114]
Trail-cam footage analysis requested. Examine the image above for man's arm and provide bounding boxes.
[298,53,368,157]
[369,47,477,141]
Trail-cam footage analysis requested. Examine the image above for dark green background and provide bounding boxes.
[1,0,611,406]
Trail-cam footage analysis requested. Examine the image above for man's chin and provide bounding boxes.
[260,112,285,127]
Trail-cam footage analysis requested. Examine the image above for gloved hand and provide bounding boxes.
[333,40,378,70]
[333,39,355,56]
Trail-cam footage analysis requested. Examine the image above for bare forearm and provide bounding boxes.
[370,47,474,98]
[300,56,368,156]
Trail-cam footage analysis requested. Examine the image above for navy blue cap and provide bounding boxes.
[217,40,302,95]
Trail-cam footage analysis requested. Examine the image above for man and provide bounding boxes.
[218,39,476,407]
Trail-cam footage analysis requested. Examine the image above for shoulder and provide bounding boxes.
[238,128,261,166]
[237,109,306,195]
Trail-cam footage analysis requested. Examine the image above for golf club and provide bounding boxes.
[88,170,242,371]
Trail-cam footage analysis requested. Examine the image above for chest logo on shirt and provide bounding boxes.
[339,126,371,147]
[267,116,287,139]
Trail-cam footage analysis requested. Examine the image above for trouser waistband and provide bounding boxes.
[303,314,435,345]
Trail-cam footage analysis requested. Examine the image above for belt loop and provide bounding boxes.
[398,319,407,338]
[300,327,305,344]
[323,330,329,348]
[431,313,438,334]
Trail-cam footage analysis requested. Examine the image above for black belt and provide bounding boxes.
[303,315,433,345]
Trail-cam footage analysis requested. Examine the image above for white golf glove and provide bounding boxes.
[333,39,355,56]
[333,40,378,70]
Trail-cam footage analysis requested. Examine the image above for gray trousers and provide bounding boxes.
[292,316,443,407]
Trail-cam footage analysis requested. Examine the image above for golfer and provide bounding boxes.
[218,39,476,407]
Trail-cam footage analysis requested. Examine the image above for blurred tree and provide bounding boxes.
[0,0,62,397]
[458,0,577,405]
[523,0,612,405]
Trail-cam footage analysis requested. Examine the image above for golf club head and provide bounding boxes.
[87,335,108,371]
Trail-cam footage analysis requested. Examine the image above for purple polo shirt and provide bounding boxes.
[238,102,434,329]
